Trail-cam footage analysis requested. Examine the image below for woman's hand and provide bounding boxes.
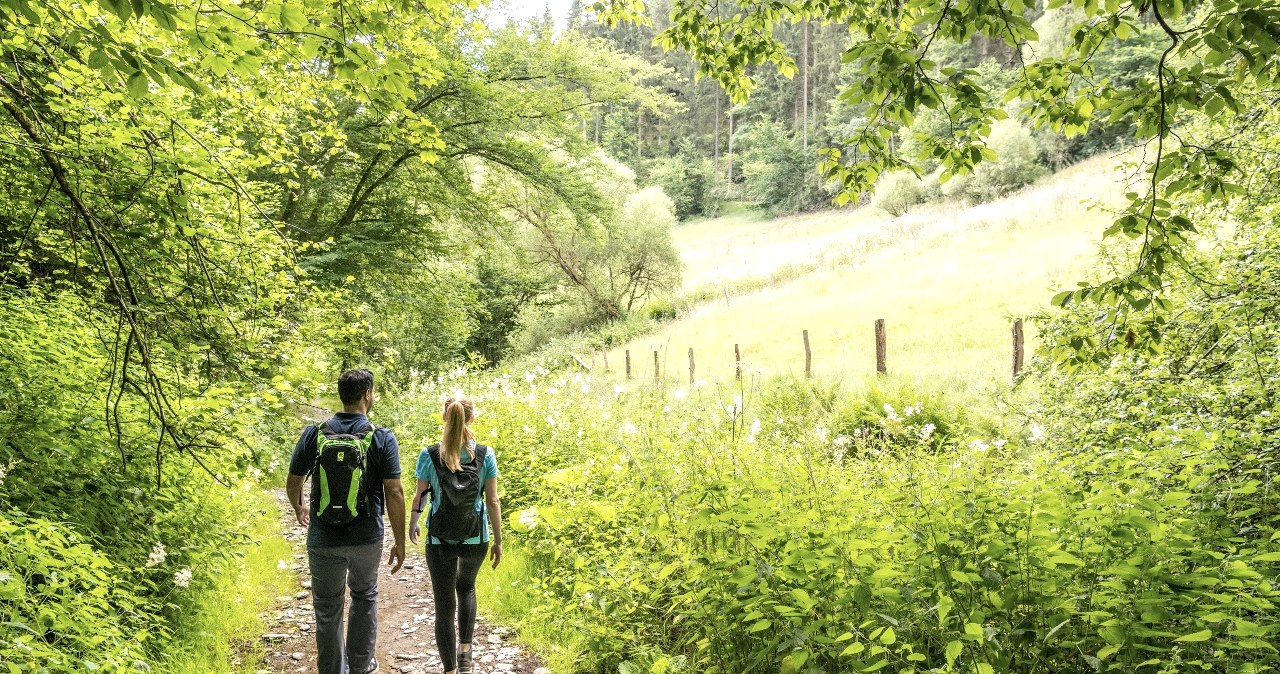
[490,542,502,569]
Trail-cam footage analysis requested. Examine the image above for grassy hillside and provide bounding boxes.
[606,155,1126,390]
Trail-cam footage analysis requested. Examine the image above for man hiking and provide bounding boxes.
[287,368,406,674]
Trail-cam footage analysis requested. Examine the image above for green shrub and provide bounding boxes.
[738,121,827,214]
[870,170,925,216]
[0,514,155,673]
[645,153,721,220]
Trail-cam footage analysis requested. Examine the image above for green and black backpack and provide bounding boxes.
[311,419,377,525]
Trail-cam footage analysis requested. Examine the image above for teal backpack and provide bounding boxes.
[311,419,376,525]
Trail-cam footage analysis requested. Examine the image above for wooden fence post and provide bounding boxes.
[803,330,812,378]
[735,343,742,381]
[875,319,887,376]
[602,350,609,372]
[654,350,660,385]
[625,350,632,379]
[688,348,695,384]
[1012,319,1025,381]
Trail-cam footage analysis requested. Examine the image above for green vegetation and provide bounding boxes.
[606,156,1118,389]
[4,0,1280,671]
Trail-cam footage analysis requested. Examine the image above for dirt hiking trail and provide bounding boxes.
[258,490,546,674]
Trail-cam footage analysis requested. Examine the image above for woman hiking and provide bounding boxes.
[409,395,502,674]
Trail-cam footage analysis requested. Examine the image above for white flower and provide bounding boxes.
[970,439,990,451]
[883,403,900,421]
[146,543,167,567]
[276,559,288,572]
[993,438,1008,449]
[815,426,829,443]
[622,420,638,435]
[174,568,193,588]
[613,384,625,395]
[1028,424,1045,442]
[833,435,852,448]
[919,423,936,442]
[580,382,590,394]
[522,424,535,434]
[833,448,847,465]
[524,371,536,383]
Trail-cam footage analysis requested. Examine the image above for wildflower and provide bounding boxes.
[146,543,167,568]
[833,448,847,465]
[580,382,590,394]
[613,384,624,395]
[815,426,829,443]
[833,435,852,448]
[277,559,288,572]
[622,421,638,434]
[673,388,687,400]
[524,371,536,383]
[993,438,1008,449]
[883,403,900,421]
[174,568,193,588]
[1028,424,1045,442]
[919,423,936,442]
[970,439,990,451]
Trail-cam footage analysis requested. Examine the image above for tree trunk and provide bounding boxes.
[802,20,810,150]
[727,109,735,182]
[713,88,722,176]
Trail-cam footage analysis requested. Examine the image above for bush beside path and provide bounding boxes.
[258,490,545,674]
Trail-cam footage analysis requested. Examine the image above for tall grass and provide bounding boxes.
[476,544,587,673]
[165,490,295,674]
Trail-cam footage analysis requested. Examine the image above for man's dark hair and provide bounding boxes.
[338,368,375,405]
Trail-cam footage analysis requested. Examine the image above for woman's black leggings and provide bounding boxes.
[426,542,489,671]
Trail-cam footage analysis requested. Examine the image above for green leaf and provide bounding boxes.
[945,640,963,665]
[964,622,984,641]
[87,49,109,69]
[126,70,148,98]
[280,4,307,31]
[1175,629,1213,642]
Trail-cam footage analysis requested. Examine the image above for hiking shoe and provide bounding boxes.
[458,650,473,674]
[363,657,379,674]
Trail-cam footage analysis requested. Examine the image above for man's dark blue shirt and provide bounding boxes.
[288,412,401,548]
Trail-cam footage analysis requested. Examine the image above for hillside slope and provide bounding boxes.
[606,155,1126,389]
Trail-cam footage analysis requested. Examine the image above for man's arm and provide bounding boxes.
[484,477,502,568]
[286,474,309,527]
[384,478,406,574]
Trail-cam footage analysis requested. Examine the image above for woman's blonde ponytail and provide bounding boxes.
[440,396,475,472]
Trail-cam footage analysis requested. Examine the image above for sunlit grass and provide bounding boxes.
[608,155,1126,392]
[477,541,587,674]
[166,490,295,674]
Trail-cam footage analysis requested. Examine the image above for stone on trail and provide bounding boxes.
[290,652,304,661]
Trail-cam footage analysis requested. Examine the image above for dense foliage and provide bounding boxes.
[381,198,1280,672]
[0,0,681,668]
